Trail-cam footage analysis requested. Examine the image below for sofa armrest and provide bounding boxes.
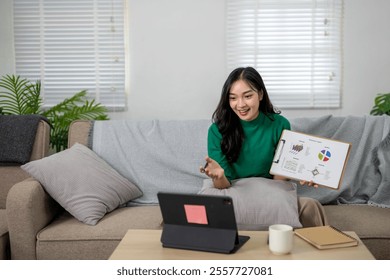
[68,120,92,148]
[30,119,51,161]
[6,178,61,259]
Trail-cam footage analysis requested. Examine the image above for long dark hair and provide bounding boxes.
[212,67,280,163]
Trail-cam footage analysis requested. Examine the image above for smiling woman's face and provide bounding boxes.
[229,79,263,121]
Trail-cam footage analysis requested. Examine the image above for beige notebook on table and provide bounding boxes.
[294,225,359,249]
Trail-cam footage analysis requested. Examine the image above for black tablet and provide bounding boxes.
[157,192,250,254]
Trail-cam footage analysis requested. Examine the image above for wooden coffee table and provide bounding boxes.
[109,229,375,260]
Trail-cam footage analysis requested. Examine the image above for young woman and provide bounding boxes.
[201,67,328,227]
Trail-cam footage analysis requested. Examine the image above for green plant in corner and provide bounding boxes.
[43,91,109,152]
[370,92,390,116]
[0,74,109,152]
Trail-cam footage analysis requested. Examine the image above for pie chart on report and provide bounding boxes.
[318,149,331,162]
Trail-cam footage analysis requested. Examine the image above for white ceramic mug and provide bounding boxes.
[268,224,294,255]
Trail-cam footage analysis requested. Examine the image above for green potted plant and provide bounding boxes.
[370,92,390,116]
[0,74,109,152]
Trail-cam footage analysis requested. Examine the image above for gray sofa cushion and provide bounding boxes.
[21,143,143,225]
[324,204,390,260]
[199,177,302,230]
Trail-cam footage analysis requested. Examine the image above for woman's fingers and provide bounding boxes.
[299,180,319,188]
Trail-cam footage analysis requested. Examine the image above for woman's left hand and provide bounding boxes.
[299,180,319,188]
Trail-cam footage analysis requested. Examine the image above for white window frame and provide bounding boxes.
[226,0,344,109]
[13,0,128,110]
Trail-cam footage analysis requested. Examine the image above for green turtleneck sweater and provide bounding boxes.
[207,113,290,181]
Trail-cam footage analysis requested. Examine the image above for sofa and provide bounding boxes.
[6,115,390,260]
[0,118,50,259]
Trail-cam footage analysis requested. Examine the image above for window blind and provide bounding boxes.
[13,0,127,110]
[226,0,343,108]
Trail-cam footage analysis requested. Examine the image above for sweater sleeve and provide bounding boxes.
[274,114,291,144]
[207,124,236,181]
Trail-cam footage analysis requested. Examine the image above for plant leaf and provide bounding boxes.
[42,90,109,151]
[0,74,42,115]
[1,74,109,152]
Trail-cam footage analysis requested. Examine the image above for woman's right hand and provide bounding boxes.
[200,156,230,189]
[200,156,224,179]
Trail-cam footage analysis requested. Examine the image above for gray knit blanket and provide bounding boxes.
[0,114,48,165]
[91,119,210,205]
[291,115,390,208]
[91,115,390,208]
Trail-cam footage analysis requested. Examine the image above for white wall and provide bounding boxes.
[1,0,390,120]
[340,0,390,118]
[121,0,226,120]
[0,0,14,77]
